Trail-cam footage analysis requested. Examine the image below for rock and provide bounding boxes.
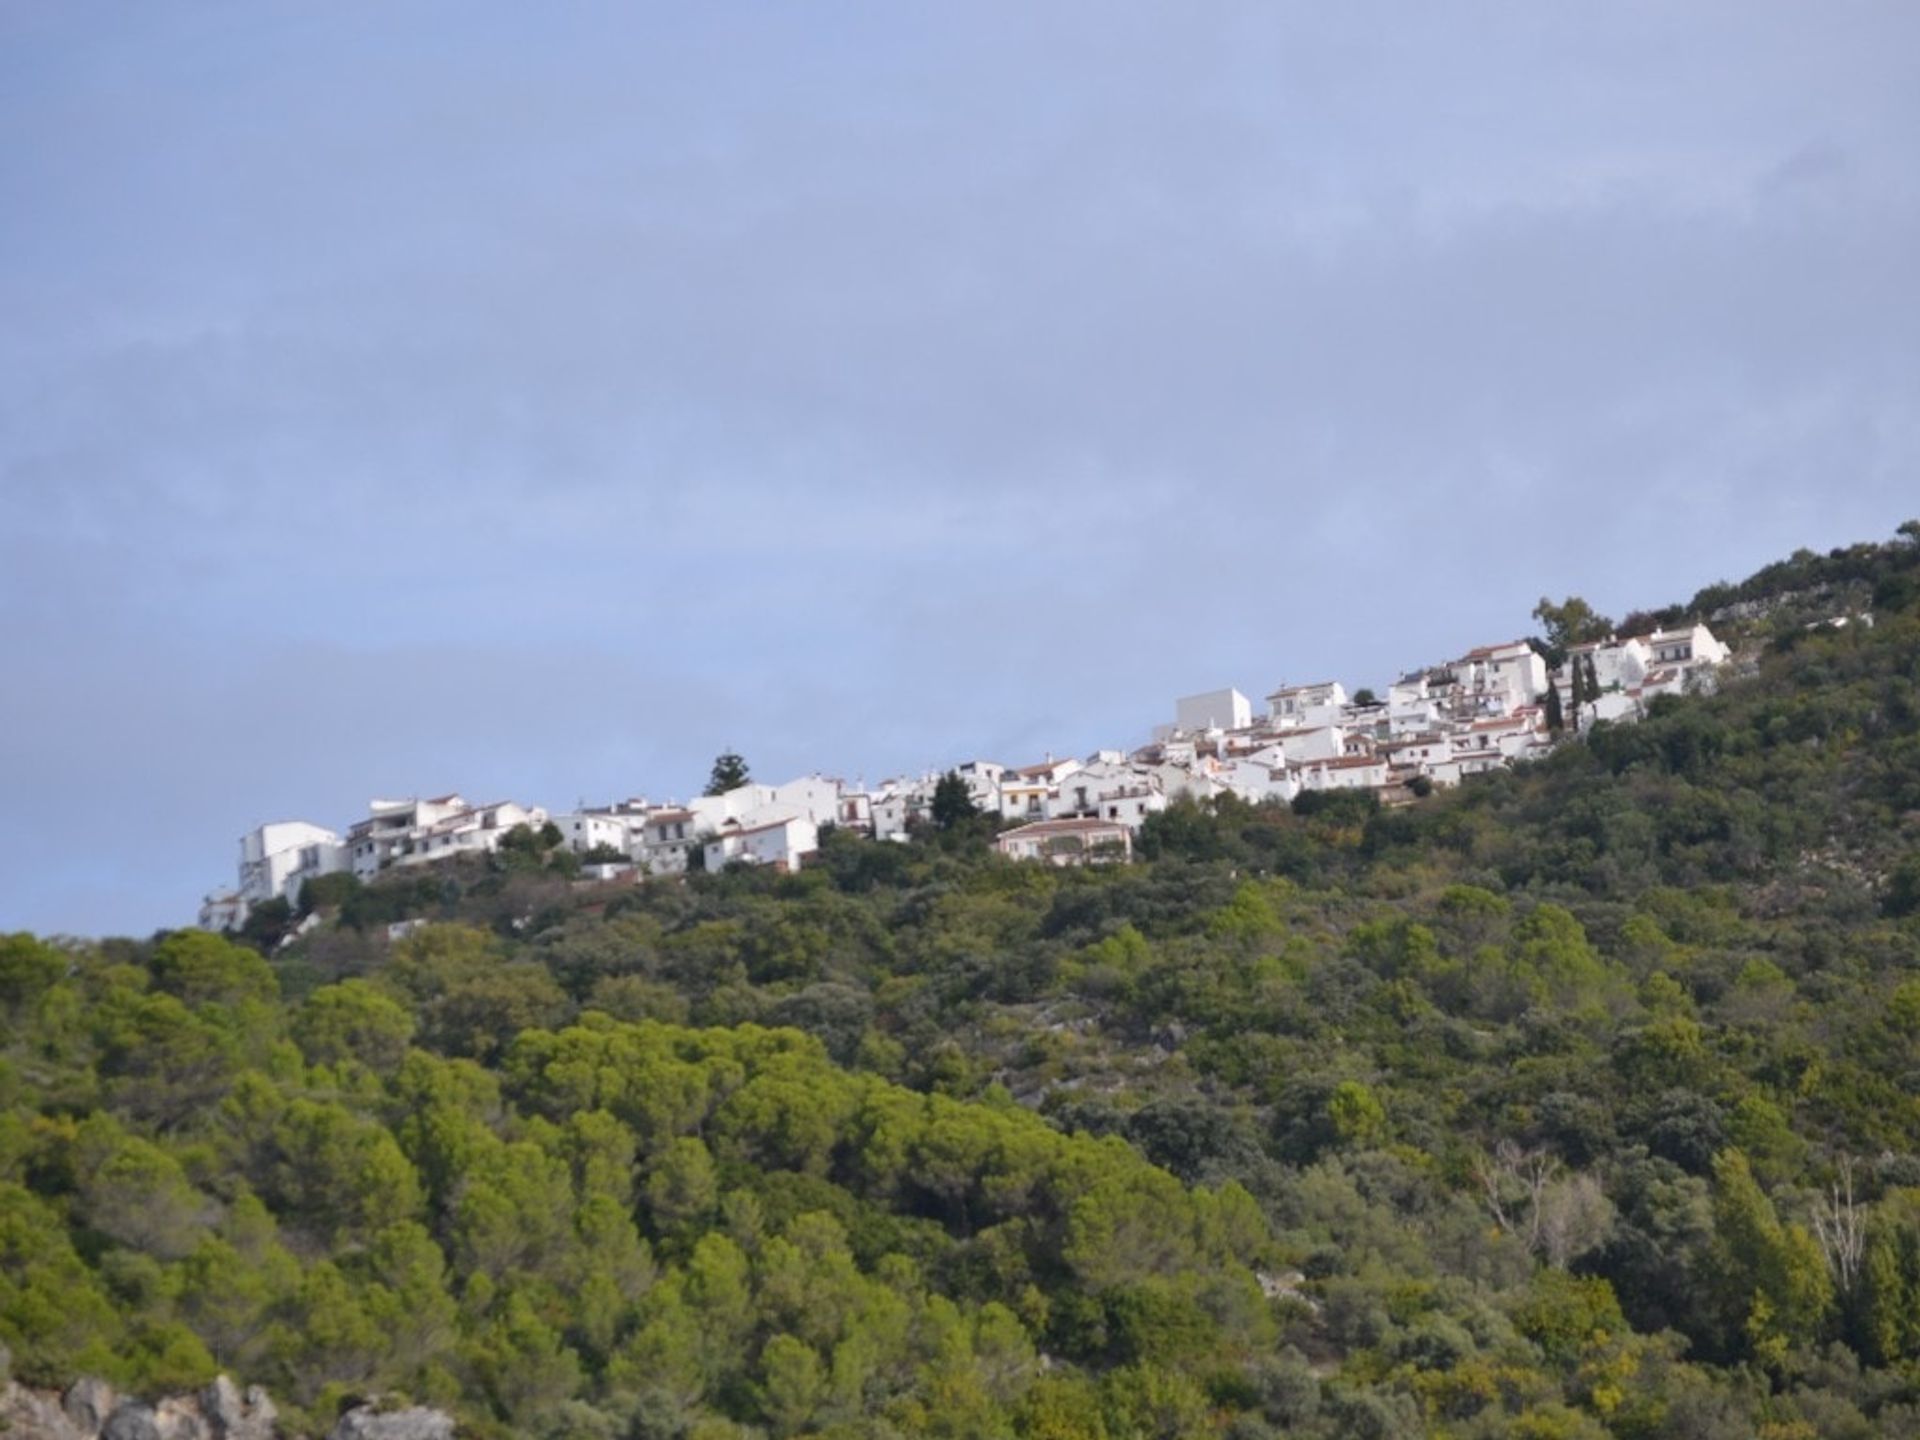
[327,1405,456,1440]
[200,1377,276,1440]
[64,1377,117,1435]
[152,1396,214,1440]
[2,1380,90,1440]
[101,1402,163,1440]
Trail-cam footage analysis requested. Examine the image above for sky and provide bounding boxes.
[2,3,1917,936]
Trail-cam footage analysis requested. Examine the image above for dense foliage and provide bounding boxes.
[4,526,1919,1438]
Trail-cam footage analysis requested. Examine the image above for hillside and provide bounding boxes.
[4,525,1920,1439]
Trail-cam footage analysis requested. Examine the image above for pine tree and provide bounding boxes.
[704,752,751,797]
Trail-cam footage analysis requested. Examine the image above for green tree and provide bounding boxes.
[293,979,416,1074]
[930,770,980,829]
[1327,1080,1388,1147]
[705,752,752,797]
[1709,1148,1832,1368]
[1533,595,1614,666]
[758,1333,825,1436]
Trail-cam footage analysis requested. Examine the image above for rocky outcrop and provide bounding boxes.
[326,1409,455,1440]
[0,1377,449,1440]
[200,1378,276,1440]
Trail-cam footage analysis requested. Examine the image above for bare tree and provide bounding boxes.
[1812,1157,1866,1294]
[1474,1140,1615,1267]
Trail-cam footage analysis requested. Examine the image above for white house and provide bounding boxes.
[236,820,348,909]
[1267,681,1348,730]
[392,799,549,870]
[1640,624,1730,670]
[631,794,735,874]
[1453,641,1549,711]
[1560,636,1651,698]
[995,817,1133,866]
[1379,732,1453,772]
[555,811,634,856]
[1001,758,1082,823]
[1176,688,1253,735]
[703,814,819,871]
[198,891,249,932]
[1427,751,1507,788]
[1581,692,1642,731]
[1049,761,1168,828]
[1249,725,1347,767]
[871,782,933,842]
[1214,759,1300,807]
[751,776,843,829]
[1296,755,1390,792]
[347,795,473,877]
[832,787,876,834]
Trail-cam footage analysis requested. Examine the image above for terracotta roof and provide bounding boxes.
[715,816,805,840]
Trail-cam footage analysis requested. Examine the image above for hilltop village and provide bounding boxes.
[199,623,1733,930]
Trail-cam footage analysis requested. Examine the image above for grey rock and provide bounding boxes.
[3,1380,90,1440]
[63,1377,117,1435]
[200,1377,276,1440]
[101,1402,163,1440]
[327,1406,455,1440]
[152,1397,214,1440]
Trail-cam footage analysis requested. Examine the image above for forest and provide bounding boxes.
[3,525,1919,1439]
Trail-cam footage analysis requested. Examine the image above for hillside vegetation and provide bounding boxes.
[4,525,1920,1439]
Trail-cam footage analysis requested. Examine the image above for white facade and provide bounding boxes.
[703,815,819,871]
[237,820,347,907]
[556,812,634,856]
[631,795,732,874]
[1249,725,1346,767]
[1267,681,1348,730]
[1562,637,1650,696]
[391,799,549,870]
[1297,756,1390,792]
[871,786,927,842]
[1048,761,1168,828]
[1176,688,1253,735]
[1453,641,1549,710]
[1213,759,1300,806]
[347,795,474,878]
[1643,624,1729,669]
[198,891,248,932]
[995,817,1133,866]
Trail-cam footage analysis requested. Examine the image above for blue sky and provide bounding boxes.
[3,3,1917,936]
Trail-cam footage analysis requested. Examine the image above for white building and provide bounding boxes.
[1267,681,1348,730]
[236,820,348,909]
[995,817,1133,866]
[1213,759,1300,807]
[1642,624,1730,670]
[703,815,819,872]
[391,799,549,870]
[1246,724,1348,767]
[554,811,637,855]
[1049,761,1168,828]
[871,783,932,842]
[1296,755,1390,792]
[346,795,473,878]
[198,891,249,932]
[1452,641,1549,712]
[1176,688,1253,735]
